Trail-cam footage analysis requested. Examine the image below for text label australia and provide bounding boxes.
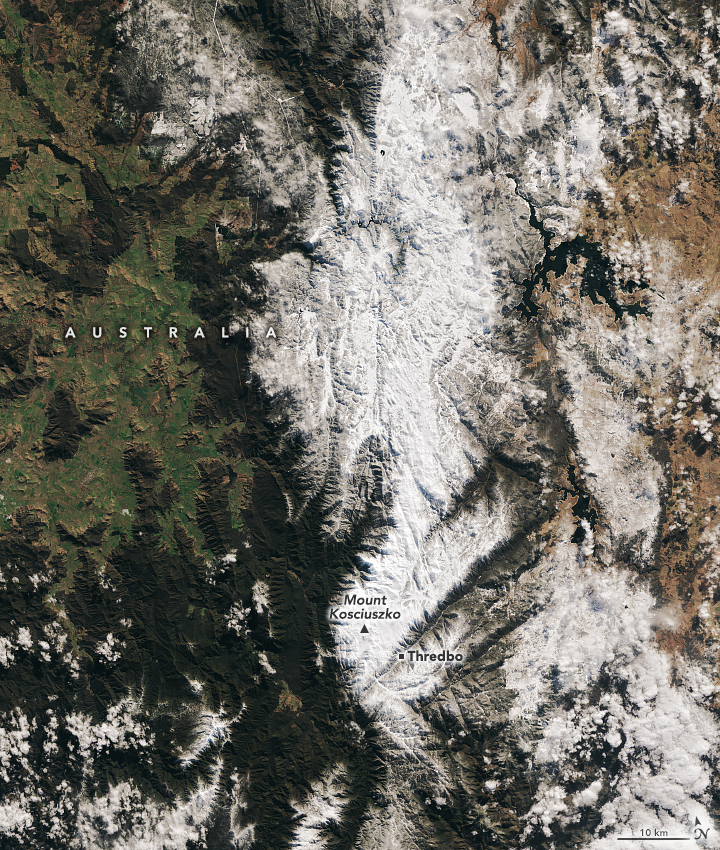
[63,325,277,340]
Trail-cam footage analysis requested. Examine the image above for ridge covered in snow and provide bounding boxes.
[3,0,720,846]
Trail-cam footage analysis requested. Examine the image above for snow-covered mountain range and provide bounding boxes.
[2,0,719,846]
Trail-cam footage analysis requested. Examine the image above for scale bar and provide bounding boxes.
[617,839,690,842]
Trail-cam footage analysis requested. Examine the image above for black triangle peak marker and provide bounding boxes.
[360,625,369,634]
